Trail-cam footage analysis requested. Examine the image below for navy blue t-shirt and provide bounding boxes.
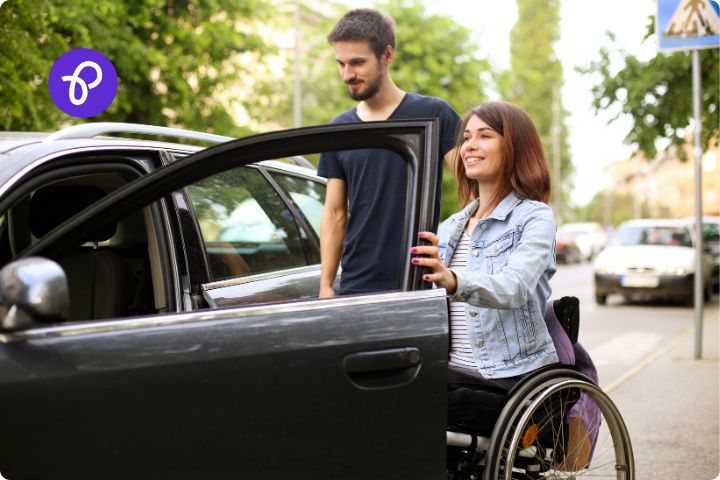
[317,93,461,294]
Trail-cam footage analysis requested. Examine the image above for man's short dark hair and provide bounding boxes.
[326,8,396,59]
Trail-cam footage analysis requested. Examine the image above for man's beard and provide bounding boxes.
[347,67,383,101]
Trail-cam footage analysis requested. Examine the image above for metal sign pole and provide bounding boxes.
[692,49,704,359]
[657,0,718,359]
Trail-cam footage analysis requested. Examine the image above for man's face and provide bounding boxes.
[333,40,383,101]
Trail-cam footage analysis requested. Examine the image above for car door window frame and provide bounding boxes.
[169,163,318,297]
[256,165,321,263]
[262,166,326,246]
[13,120,440,307]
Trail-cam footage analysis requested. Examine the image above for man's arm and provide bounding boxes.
[319,178,349,298]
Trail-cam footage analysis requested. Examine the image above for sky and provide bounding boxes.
[345,0,663,205]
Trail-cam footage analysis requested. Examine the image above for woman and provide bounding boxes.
[412,101,559,396]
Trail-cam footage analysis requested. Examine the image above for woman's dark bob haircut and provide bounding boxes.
[452,101,551,217]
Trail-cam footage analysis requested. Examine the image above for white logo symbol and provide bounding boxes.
[61,61,103,106]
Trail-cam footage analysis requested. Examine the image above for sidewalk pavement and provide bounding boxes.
[607,312,719,480]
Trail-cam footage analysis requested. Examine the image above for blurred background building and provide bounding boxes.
[605,136,720,220]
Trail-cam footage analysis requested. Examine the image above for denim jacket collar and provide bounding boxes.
[451,191,524,224]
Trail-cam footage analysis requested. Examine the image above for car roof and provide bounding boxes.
[0,132,52,153]
[0,124,319,193]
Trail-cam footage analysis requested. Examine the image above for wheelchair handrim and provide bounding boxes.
[503,379,634,480]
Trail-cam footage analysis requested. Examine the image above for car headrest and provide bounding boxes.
[28,186,117,242]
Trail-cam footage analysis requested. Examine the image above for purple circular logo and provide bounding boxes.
[48,48,118,118]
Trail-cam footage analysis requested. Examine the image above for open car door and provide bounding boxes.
[0,121,448,479]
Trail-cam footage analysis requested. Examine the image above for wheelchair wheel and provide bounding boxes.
[483,378,634,480]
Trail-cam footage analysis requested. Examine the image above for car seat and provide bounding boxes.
[28,185,136,320]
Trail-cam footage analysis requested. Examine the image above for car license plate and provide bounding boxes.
[621,275,660,288]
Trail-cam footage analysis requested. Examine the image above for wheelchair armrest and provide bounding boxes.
[552,296,580,344]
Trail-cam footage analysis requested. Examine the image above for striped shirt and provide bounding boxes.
[448,231,479,370]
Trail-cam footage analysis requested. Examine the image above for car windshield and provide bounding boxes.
[611,226,693,248]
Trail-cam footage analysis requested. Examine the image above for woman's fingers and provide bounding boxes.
[411,257,441,269]
[418,231,439,246]
[410,245,440,259]
[421,272,445,282]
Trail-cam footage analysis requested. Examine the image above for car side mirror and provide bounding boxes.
[0,257,70,331]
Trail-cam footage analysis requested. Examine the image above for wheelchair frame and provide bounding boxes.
[446,367,634,480]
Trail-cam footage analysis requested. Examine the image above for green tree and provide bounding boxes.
[498,0,574,215]
[578,20,719,161]
[1,0,273,137]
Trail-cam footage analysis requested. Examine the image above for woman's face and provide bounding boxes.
[460,115,504,184]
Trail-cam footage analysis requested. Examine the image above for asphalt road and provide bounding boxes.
[552,261,720,480]
[550,261,719,388]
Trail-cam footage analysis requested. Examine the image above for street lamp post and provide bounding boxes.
[293,0,301,128]
[552,84,561,223]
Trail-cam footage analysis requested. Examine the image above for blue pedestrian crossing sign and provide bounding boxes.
[657,0,720,51]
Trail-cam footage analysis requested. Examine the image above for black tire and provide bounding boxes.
[595,293,607,305]
[483,376,634,480]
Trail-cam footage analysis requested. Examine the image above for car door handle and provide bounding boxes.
[343,348,422,373]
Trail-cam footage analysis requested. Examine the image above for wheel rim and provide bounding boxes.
[497,380,634,480]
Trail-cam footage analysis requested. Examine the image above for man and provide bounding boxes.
[318,8,460,297]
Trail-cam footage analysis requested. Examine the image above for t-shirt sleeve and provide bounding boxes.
[317,151,346,180]
[434,98,462,157]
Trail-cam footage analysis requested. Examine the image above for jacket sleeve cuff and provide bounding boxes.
[448,269,468,301]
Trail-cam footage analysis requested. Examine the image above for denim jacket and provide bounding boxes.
[437,191,559,378]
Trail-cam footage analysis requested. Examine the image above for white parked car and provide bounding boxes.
[562,222,608,261]
[593,218,713,305]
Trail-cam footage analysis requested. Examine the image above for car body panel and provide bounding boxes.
[0,289,448,479]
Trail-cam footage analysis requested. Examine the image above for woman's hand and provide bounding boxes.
[412,232,458,294]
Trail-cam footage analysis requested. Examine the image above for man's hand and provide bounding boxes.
[412,232,457,294]
[319,285,336,298]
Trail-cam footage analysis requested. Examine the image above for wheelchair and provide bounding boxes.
[446,297,634,480]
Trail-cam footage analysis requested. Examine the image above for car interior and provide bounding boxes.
[0,172,169,322]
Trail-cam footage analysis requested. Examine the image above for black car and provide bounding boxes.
[0,121,450,479]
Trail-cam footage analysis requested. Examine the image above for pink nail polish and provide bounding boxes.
[418,232,425,237]
[412,258,419,263]
[411,248,417,253]
[424,275,429,280]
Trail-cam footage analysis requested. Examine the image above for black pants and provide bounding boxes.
[447,366,528,438]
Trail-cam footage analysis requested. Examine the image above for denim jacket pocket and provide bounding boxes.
[484,233,514,273]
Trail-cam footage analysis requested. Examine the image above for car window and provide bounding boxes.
[187,166,307,282]
[268,172,326,238]
[611,226,693,248]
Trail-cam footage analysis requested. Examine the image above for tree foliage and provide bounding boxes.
[578,20,720,161]
[498,0,574,214]
[1,0,272,136]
